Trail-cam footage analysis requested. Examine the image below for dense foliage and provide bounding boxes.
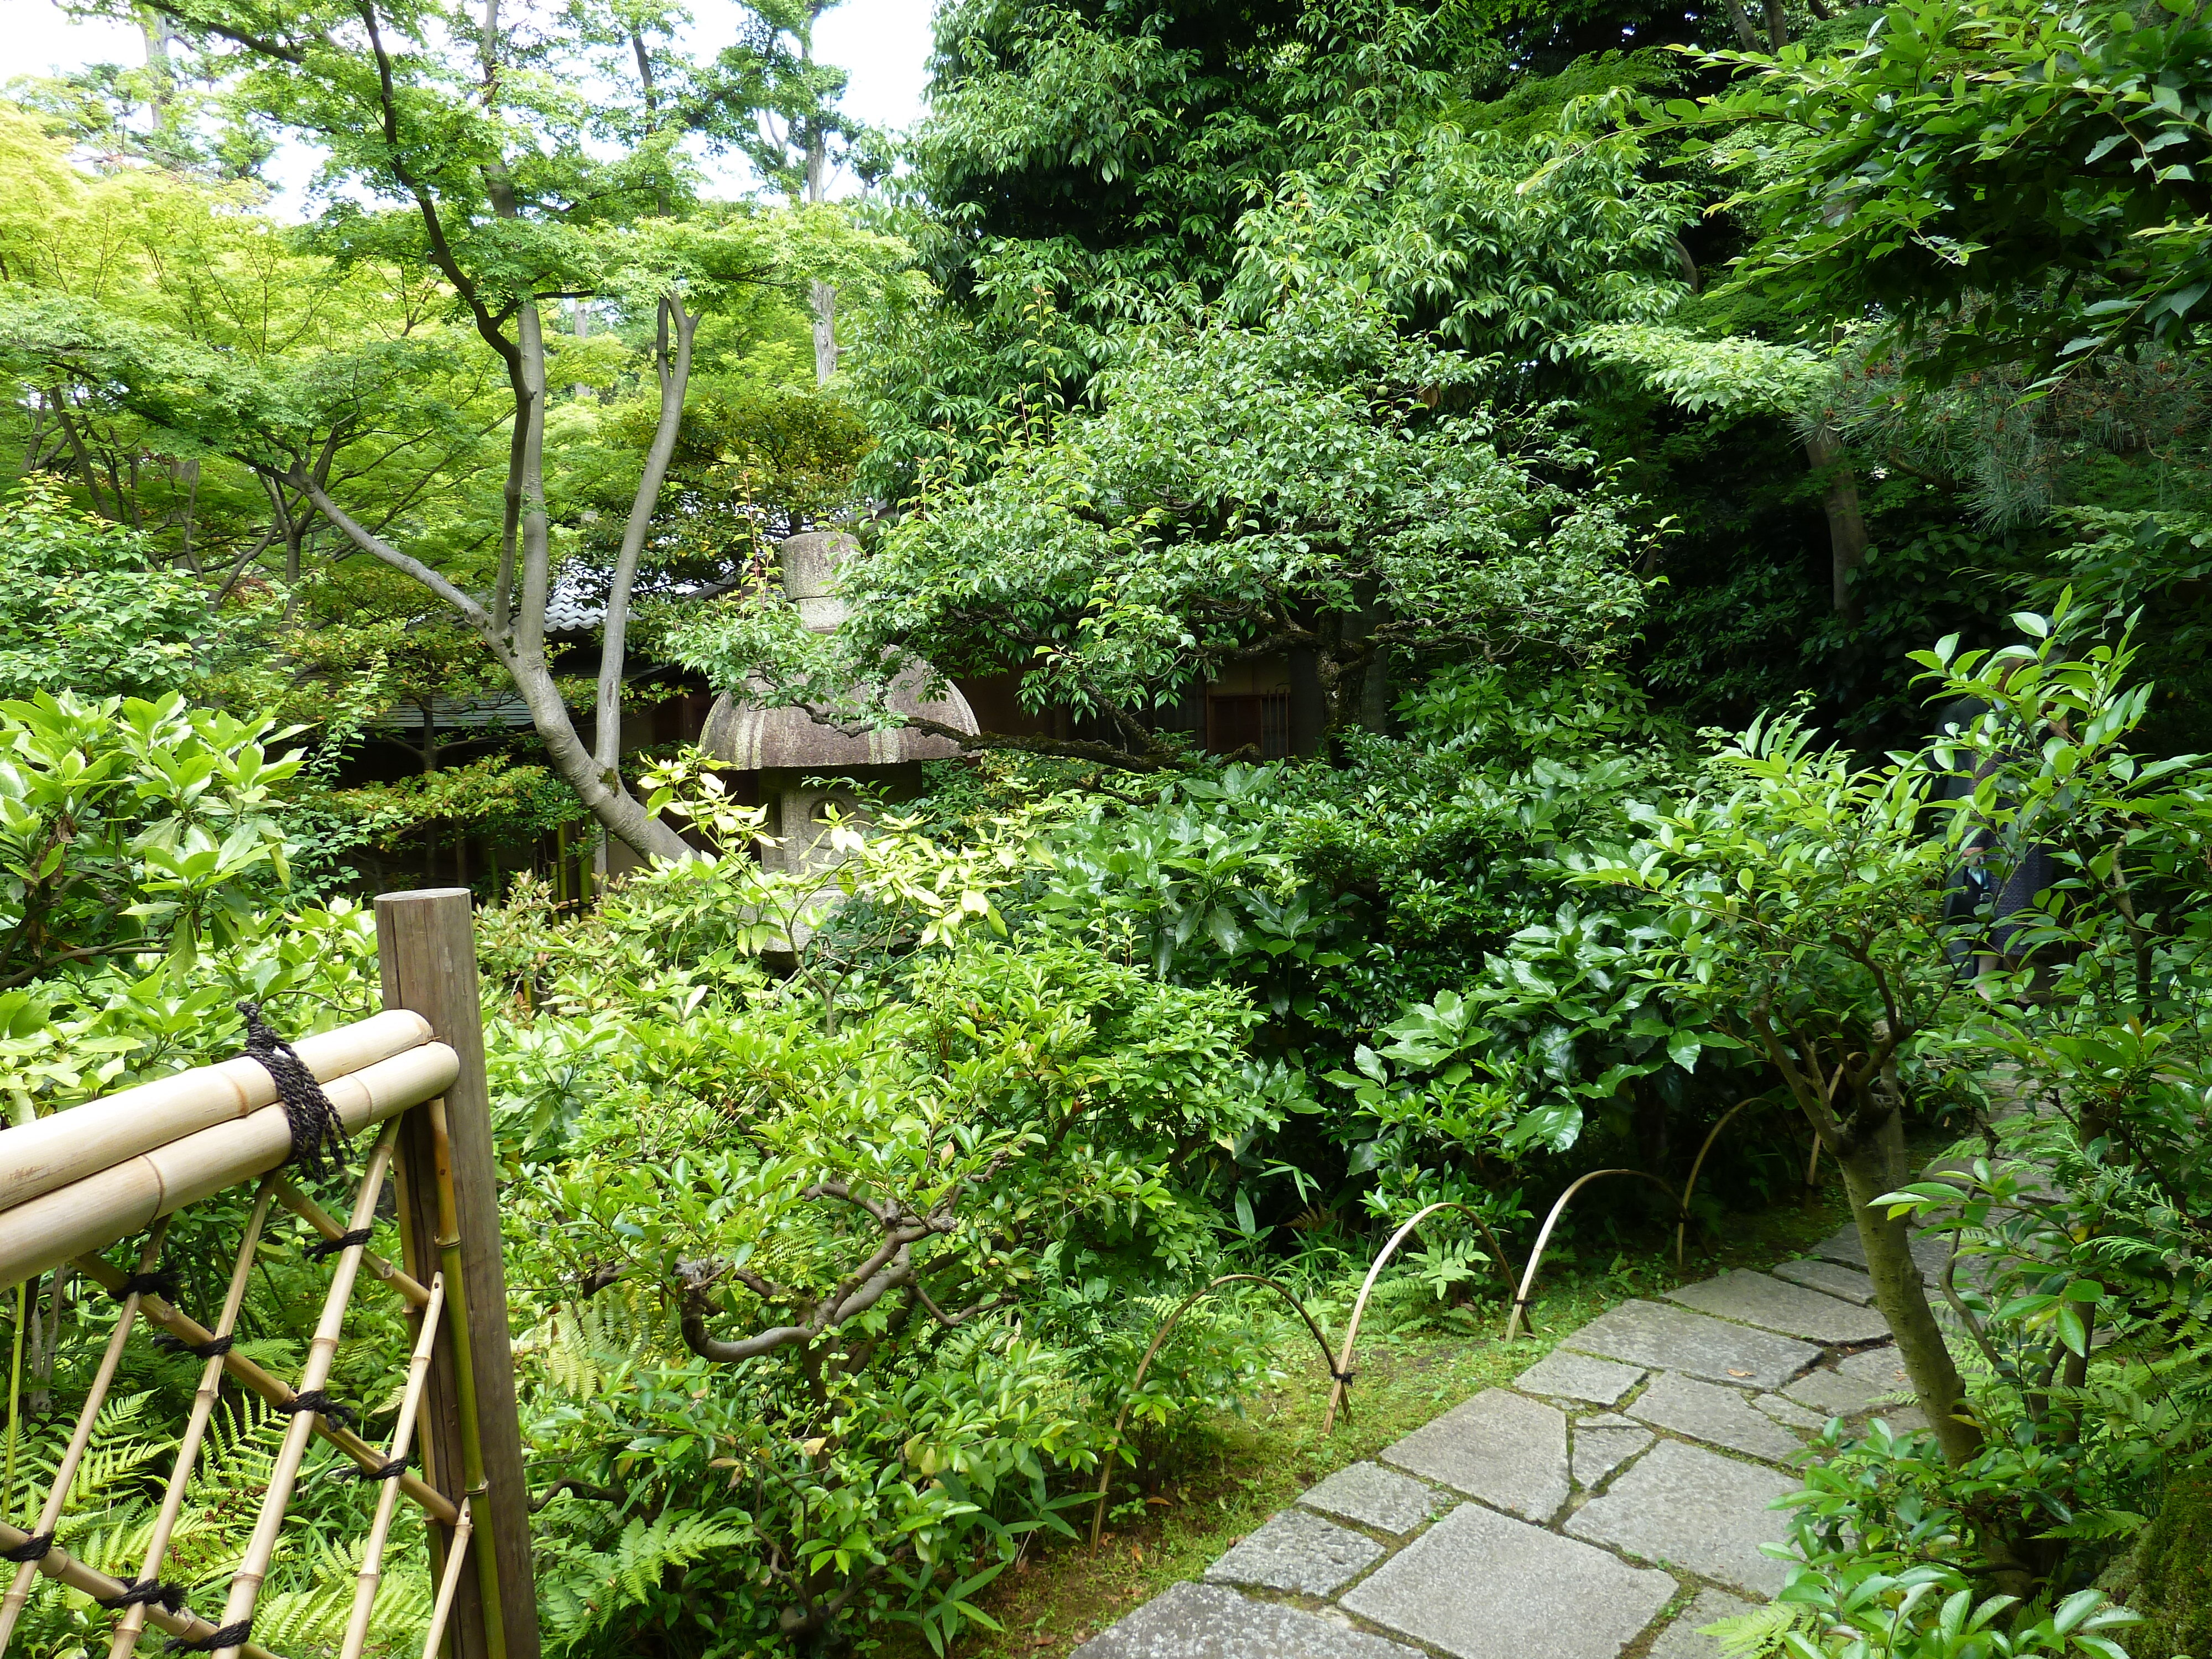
[7,0,2212,1653]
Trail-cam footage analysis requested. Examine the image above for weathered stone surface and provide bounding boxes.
[1561,1300,1818,1390]
[1645,1590,1761,1659]
[1076,1582,1420,1659]
[1811,1226,1952,1283]
[1781,1369,1887,1416]
[1666,1271,1893,1345]
[1341,1504,1675,1659]
[1205,1509,1384,1595]
[1515,1349,1647,1407]
[1834,1345,1917,1396]
[1380,1389,1569,1523]
[1770,1258,1878,1306]
[1626,1371,1802,1463]
[1572,1418,1653,1490]
[1751,1392,1829,1431]
[1297,1462,1441,1537]
[1565,1438,1799,1596]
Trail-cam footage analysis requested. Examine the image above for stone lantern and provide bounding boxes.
[698,530,979,874]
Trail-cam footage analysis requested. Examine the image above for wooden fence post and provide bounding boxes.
[377,889,542,1659]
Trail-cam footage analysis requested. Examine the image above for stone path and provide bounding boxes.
[1074,1226,1934,1659]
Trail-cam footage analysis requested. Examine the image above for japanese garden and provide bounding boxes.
[1,0,2210,1655]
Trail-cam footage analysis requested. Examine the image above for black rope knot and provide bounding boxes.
[1330,1368,1358,1386]
[97,1577,189,1614]
[114,1271,180,1303]
[167,1620,252,1653]
[304,1228,374,1262]
[152,1333,233,1360]
[348,1454,411,1482]
[275,1391,354,1429]
[237,1000,346,1183]
[1,1531,54,1563]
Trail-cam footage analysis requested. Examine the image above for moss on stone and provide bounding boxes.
[2102,1469,2212,1659]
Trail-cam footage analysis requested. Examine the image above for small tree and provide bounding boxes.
[669,284,1648,769]
[1577,708,1985,1460]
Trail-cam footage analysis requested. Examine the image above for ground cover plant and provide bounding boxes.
[4,0,2212,1652]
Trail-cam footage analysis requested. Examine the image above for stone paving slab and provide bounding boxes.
[1076,1582,1423,1659]
[1571,1416,1653,1490]
[1514,1349,1646,1407]
[1666,1270,1893,1345]
[1564,1439,1798,1596]
[1782,1368,1889,1416]
[1340,1504,1676,1659]
[1811,1225,1953,1283]
[1205,1509,1385,1596]
[1381,1388,1569,1523]
[1645,1589,1760,1659]
[1561,1299,1818,1390]
[1751,1392,1829,1432]
[1297,1463,1443,1537]
[1626,1371,1802,1463]
[1770,1258,1877,1305]
[1834,1345,1916,1395]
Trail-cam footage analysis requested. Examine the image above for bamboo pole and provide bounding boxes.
[274,1177,432,1309]
[1674,1098,1758,1269]
[430,1098,508,1659]
[339,1273,447,1659]
[67,1254,459,1528]
[107,1178,280,1659]
[378,888,539,1659]
[418,1511,475,1659]
[197,1124,402,1658]
[0,1010,432,1217]
[1320,1202,1524,1436]
[0,1519,286,1659]
[0,1219,171,1647]
[0,1042,457,1288]
[1505,1169,1681,1342]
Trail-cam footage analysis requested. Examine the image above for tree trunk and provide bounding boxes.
[294,479,697,865]
[1827,1113,1981,1467]
[1724,0,1762,48]
[1805,427,1867,622]
[805,126,838,385]
[593,293,695,786]
[810,280,838,387]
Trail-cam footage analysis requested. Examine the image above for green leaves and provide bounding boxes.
[1664,0,2212,378]
[0,687,302,986]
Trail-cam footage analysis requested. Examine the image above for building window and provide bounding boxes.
[1207,691,1291,759]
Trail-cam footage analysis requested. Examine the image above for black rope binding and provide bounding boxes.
[113,1271,181,1303]
[275,1391,354,1430]
[167,1620,251,1653]
[237,1000,346,1183]
[1,1531,53,1563]
[348,1454,411,1482]
[304,1228,373,1263]
[97,1577,189,1614]
[151,1332,233,1360]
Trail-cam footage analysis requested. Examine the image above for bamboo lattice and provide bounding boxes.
[0,992,499,1659]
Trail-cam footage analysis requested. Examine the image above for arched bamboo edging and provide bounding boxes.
[1672,1098,1759,1269]
[1089,1274,1336,1550]
[1503,1169,1681,1342]
[1319,1202,1524,1435]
